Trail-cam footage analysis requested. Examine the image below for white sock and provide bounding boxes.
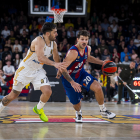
[37,100,46,110]
[0,102,6,113]
[99,104,106,111]
[76,110,82,117]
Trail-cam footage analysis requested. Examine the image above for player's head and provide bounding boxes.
[42,22,57,41]
[130,61,136,69]
[77,30,90,49]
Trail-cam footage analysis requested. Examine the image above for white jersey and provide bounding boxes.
[23,35,54,70]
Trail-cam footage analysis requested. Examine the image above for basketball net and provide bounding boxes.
[51,8,66,23]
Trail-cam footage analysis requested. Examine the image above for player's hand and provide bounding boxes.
[70,80,82,93]
[56,70,62,79]
[123,82,127,86]
[54,62,68,69]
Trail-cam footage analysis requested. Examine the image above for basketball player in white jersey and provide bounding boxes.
[0,22,81,122]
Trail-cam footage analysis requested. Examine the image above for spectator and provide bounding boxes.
[101,49,110,60]
[75,18,84,30]
[59,38,70,53]
[117,35,124,46]
[116,26,125,40]
[29,20,38,34]
[22,47,28,58]
[89,35,98,46]
[118,13,128,27]
[135,57,140,69]
[5,39,13,52]
[88,25,94,37]
[110,20,118,33]
[0,69,9,96]
[96,25,104,37]
[12,47,22,60]
[130,27,137,39]
[20,25,29,35]
[122,55,131,65]
[76,27,83,37]
[30,32,37,42]
[114,57,119,64]
[13,25,20,39]
[0,60,3,70]
[97,34,103,45]
[20,30,30,49]
[91,12,99,25]
[109,39,118,54]
[98,39,109,55]
[127,39,137,54]
[118,40,126,53]
[38,20,45,35]
[120,47,131,62]
[65,19,74,30]
[18,11,27,23]
[90,39,97,55]
[134,34,140,48]
[105,26,114,39]
[93,49,101,58]
[58,31,67,43]
[101,18,110,31]
[1,47,11,65]
[17,16,26,29]
[13,39,22,52]
[85,19,91,30]
[6,30,16,45]
[3,60,15,77]
[1,25,10,39]
[106,32,114,45]
[4,54,14,65]
[67,26,75,38]
[38,16,45,23]
[131,49,138,61]
[109,12,118,24]
[111,48,120,62]
[129,19,137,33]
[13,54,22,70]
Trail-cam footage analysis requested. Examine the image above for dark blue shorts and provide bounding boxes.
[61,70,97,105]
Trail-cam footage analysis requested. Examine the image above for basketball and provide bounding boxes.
[102,61,117,76]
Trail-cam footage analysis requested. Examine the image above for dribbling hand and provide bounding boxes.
[70,80,82,93]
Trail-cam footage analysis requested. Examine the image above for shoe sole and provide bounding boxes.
[75,120,83,123]
[33,108,49,122]
[101,115,116,119]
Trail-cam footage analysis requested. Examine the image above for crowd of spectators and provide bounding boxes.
[0,2,140,101]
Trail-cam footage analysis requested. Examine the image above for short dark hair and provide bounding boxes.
[77,30,90,38]
[42,22,57,34]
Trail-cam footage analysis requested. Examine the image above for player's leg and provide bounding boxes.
[0,82,24,113]
[90,80,116,118]
[117,78,123,104]
[32,71,51,122]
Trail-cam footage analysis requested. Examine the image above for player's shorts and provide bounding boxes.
[61,70,97,105]
[13,61,50,92]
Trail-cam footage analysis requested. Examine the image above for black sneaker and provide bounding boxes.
[117,100,121,104]
[75,114,82,123]
[131,100,138,104]
[100,109,116,119]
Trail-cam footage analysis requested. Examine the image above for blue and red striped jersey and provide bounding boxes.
[66,45,88,80]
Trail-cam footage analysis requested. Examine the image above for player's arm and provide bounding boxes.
[57,50,82,92]
[87,46,103,65]
[35,37,67,69]
[52,41,61,62]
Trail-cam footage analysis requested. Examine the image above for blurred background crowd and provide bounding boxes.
[0,0,140,102]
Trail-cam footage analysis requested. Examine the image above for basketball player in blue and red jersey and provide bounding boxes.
[56,30,116,122]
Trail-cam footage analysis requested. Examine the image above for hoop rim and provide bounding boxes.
[51,8,67,13]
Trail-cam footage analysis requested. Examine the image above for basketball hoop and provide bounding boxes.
[51,8,66,23]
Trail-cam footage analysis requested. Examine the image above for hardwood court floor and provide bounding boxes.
[0,100,140,140]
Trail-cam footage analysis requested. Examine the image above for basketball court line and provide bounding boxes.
[1,115,140,124]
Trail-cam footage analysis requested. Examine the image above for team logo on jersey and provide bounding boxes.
[41,79,44,83]
[77,56,80,59]
[83,83,86,87]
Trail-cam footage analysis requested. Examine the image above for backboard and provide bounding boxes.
[28,0,87,17]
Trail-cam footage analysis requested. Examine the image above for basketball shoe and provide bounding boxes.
[75,111,82,123]
[33,105,48,122]
[100,107,116,119]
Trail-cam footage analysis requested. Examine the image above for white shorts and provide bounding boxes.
[13,62,50,91]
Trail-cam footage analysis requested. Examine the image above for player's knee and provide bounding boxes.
[44,88,52,96]
[95,84,102,93]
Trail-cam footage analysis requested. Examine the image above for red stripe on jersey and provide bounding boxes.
[69,62,79,75]
[75,59,86,79]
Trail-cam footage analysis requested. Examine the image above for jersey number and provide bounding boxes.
[83,76,91,85]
